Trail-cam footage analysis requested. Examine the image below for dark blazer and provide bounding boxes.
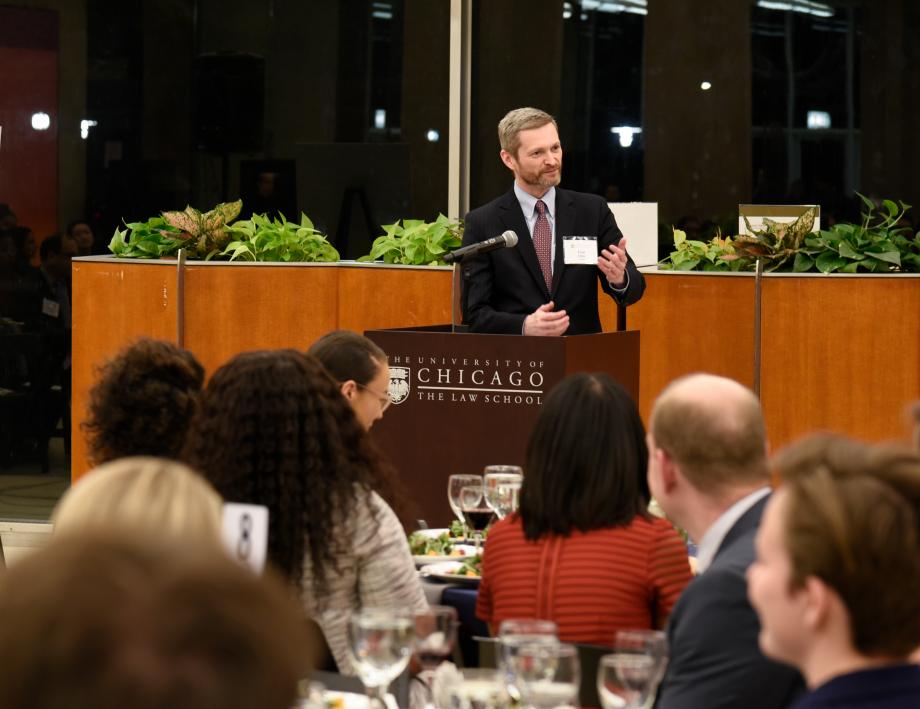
[790,664,920,709]
[655,495,804,709]
[461,187,645,335]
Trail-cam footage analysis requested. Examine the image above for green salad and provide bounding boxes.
[448,555,482,577]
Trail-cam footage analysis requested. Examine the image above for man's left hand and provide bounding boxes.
[598,237,629,288]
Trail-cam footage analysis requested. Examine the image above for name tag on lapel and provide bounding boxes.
[563,236,598,265]
[42,298,61,318]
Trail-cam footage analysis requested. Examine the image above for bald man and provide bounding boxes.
[647,374,803,709]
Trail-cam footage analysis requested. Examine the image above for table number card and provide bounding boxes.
[221,502,269,574]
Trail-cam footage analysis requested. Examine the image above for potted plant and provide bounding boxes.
[108,201,339,262]
[357,213,462,266]
[659,195,920,274]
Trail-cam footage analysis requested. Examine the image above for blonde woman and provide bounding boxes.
[53,457,223,546]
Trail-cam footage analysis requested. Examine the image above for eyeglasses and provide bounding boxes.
[357,382,392,413]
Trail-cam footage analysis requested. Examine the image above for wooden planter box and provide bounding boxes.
[71,259,918,479]
[628,270,920,449]
[71,258,455,478]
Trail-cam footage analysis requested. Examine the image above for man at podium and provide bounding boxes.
[462,107,645,336]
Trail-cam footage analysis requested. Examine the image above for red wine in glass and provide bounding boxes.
[462,507,495,532]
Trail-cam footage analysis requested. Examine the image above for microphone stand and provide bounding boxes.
[450,260,471,334]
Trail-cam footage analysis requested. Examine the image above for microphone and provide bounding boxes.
[443,230,519,264]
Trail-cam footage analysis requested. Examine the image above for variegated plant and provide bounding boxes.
[732,206,818,271]
[161,199,242,258]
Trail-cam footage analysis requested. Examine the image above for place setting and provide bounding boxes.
[413,466,523,587]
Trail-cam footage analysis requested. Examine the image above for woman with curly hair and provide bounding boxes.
[83,338,204,464]
[182,349,427,673]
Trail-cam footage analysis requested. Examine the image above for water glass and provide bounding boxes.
[414,605,459,671]
[597,654,657,709]
[613,630,668,688]
[498,619,559,700]
[347,609,414,708]
[483,466,523,519]
[510,641,580,709]
[597,629,669,709]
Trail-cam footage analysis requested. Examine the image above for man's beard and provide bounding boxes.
[523,166,562,190]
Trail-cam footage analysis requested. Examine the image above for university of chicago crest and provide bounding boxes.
[388,366,410,404]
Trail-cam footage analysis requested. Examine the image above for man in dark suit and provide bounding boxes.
[462,107,644,335]
[647,373,804,709]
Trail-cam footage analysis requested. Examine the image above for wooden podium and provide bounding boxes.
[365,326,640,526]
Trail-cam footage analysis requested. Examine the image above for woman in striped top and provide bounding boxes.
[476,373,692,645]
[184,349,428,672]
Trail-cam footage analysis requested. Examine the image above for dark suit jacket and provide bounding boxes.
[790,664,920,709]
[461,187,645,335]
[655,496,804,709]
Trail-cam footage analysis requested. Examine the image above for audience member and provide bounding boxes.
[308,329,392,430]
[183,349,428,673]
[0,231,21,319]
[9,226,36,273]
[648,373,803,709]
[67,219,95,256]
[37,234,76,331]
[52,457,222,546]
[749,434,920,708]
[477,373,692,643]
[83,338,204,464]
[0,534,316,709]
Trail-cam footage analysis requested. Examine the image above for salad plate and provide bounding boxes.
[419,559,481,586]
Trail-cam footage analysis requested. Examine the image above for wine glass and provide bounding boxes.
[597,654,656,709]
[448,474,483,534]
[510,641,581,709]
[597,630,669,709]
[498,619,559,701]
[347,609,414,709]
[414,605,459,671]
[483,466,523,520]
[458,482,492,552]
[614,630,668,689]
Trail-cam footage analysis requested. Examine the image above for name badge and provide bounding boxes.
[42,298,60,318]
[563,236,598,265]
[221,502,270,574]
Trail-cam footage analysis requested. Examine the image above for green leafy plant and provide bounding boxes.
[796,194,920,273]
[658,228,749,272]
[657,196,920,274]
[357,214,462,266]
[109,200,242,259]
[221,213,339,262]
[732,206,818,272]
[109,216,185,258]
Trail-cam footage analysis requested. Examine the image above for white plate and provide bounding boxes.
[413,545,478,567]
[322,690,399,709]
[419,560,481,586]
[411,528,451,539]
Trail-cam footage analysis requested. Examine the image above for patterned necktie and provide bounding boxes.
[533,199,553,292]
